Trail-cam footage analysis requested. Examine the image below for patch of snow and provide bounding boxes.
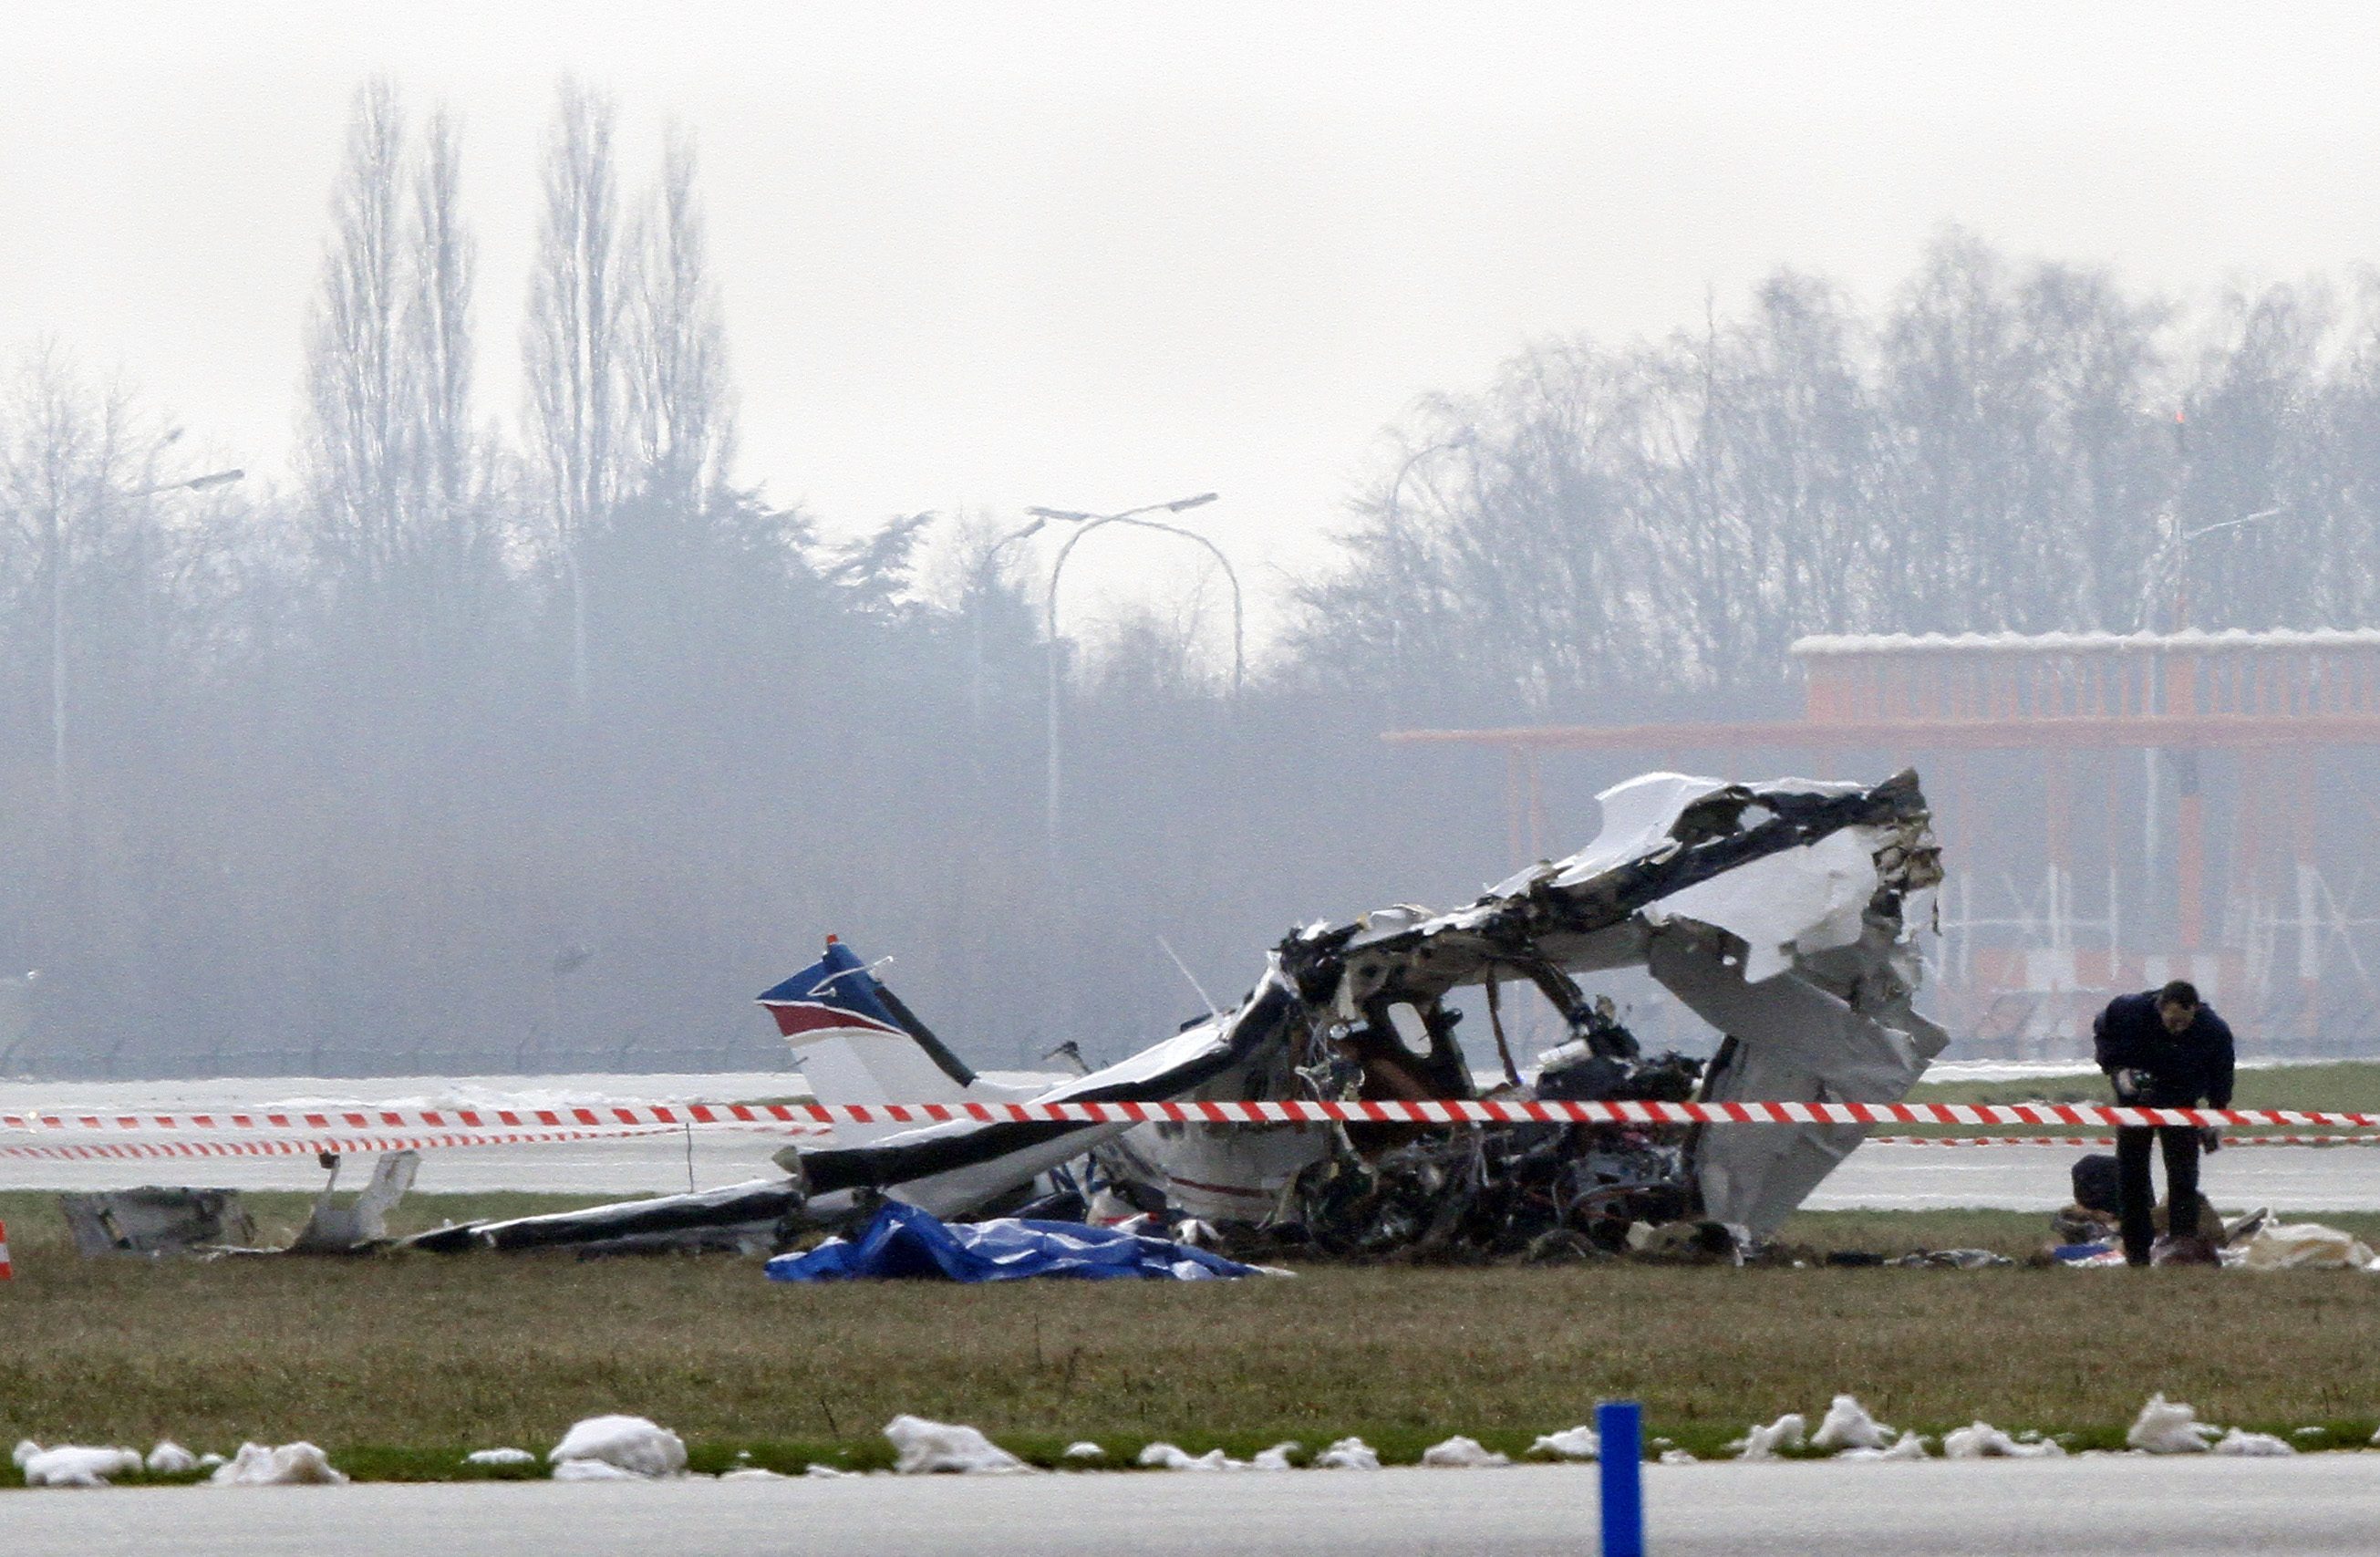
[1658,1448,1699,1465]
[12,1439,40,1469]
[1249,1442,1299,1471]
[208,1442,347,1486]
[1730,1413,1806,1461]
[2292,1427,2328,1439]
[548,1415,688,1479]
[1942,1423,2063,1459]
[2127,1395,2221,1455]
[1312,1436,1381,1470]
[719,1467,785,1480]
[552,1458,645,1481]
[1528,1425,1599,1461]
[802,1464,857,1479]
[197,1453,225,1469]
[883,1415,1030,1475]
[1137,1442,1240,1471]
[1840,1434,1931,1461]
[145,1442,200,1475]
[21,1446,143,1488]
[464,1448,535,1468]
[1420,1436,1510,1469]
[1061,1441,1105,1463]
[1810,1396,1895,1453]
[2211,1428,2296,1457]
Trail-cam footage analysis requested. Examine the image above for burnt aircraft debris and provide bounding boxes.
[748,768,1948,1261]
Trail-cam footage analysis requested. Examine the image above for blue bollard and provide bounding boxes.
[1597,1400,1645,1557]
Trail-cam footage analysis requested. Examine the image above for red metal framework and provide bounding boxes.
[1386,630,2380,1054]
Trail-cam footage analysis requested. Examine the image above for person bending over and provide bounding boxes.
[2092,980,2236,1267]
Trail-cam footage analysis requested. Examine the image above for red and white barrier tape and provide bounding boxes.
[1867,1133,2380,1149]
[4,1097,2378,1133]
[0,1125,697,1163]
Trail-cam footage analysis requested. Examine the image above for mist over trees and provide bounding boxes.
[6,82,2380,1078]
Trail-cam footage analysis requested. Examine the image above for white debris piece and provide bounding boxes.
[145,1442,200,1475]
[1658,1448,1699,1465]
[719,1467,786,1480]
[12,1439,40,1469]
[1061,1441,1106,1464]
[208,1442,348,1486]
[2241,1222,2376,1271]
[1311,1436,1381,1470]
[1942,1423,2064,1459]
[1528,1425,1599,1460]
[1810,1396,1895,1453]
[1249,1442,1299,1471]
[883,1415,1030,1475]
[464,1448,535,1468]
[1420,1436,1510,1469]
[22,1446,143,1488]
[2127,1395,2221,1455]
[1136,1442,1240,1471]
[552,1458,645,1481]
[1729,1413,1806,1461]
[2211,1428,2296,1457]
[802,1464,858,1479]
[549,1416,688,1479]
[1840,1434,1931,1462]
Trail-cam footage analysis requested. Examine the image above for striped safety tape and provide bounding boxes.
[1866,1133,2380,1149]
[5,1098,2380,1133]
[0,1125,698,1163]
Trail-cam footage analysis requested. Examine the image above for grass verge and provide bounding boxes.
[7,1190,2380,1482]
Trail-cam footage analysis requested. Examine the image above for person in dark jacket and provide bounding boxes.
[2093,980,2236,1266]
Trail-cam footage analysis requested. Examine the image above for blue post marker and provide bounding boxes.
[1597,1400,1645,1557]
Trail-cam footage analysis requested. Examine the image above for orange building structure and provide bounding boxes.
[1386,629,2380,1057]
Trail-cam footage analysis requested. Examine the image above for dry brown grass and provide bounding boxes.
[6,1190,2380,1477]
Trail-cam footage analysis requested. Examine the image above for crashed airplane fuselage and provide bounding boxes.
[765,769,1946,1246]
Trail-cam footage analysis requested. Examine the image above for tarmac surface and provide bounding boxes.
[8,1457,2380,1556]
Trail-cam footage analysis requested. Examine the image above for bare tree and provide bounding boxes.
[625,124,735,511]
[300,80,409,599]
[523,78,626,708]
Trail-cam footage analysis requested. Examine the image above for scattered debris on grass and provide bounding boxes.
[2127,1395,2221,1454]
[1729,1412,1806,1460]
[17,1445,143,1488]
[2210,1428,2296,1457]
[1528,1425,1599,1460]
[547,1416,688,1479]
[1311,1436,1381,1470]
[1839,1434,1930,1461]
[144,1441,199,1475]
[57,1189,254,1257]
[765,1200,1268,1283]
[1809,1395,1895,1452]
[463,1448,534,1468]
[1137,1443,1240,1471]
[1061,1441,1106,1464]
[1249,1442,1299,1471]
[208,1442,347,1486]
[2240,1223,2376,1271]
[883,1415,1030,1475]
[1419,1436,1510,1469]
[1942,1423,2064,1459]
[1659,1448,1700,1465]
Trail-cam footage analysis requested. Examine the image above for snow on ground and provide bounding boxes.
[548,1417,688,1479]
[208,1442,347,1486]
[1527,1426,1598,1460]
[18,1446,143,1488]
[1419,1437,1509,1469]
[883,1417,1030,1475]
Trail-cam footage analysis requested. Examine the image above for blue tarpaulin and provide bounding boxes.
[764,1200,1268,1283]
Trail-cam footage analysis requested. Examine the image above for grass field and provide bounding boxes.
[1910,1059,2380,1114]
[9,1189,2380,1484]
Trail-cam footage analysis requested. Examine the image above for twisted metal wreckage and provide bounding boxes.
[414,768,1946,1261]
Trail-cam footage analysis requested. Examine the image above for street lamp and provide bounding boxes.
[49,466,244,800]
[1029,492,1235,857]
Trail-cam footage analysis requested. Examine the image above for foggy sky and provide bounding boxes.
[8,1,2380,637]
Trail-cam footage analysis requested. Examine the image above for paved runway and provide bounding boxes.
[8,1458,2379,1556]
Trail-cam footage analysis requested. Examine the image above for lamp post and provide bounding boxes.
[1028,492,1229,859]
[49,466,243,802]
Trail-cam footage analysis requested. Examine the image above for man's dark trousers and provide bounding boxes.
[2116,1124,2200,1265]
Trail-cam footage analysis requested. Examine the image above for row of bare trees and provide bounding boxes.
[1299,233,2380,721]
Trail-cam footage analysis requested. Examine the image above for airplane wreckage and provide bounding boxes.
[410,768,1948,1262]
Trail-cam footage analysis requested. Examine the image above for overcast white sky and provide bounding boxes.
[7,3,2380,642]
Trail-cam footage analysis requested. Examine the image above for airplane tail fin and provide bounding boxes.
[757,937,978,1104]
